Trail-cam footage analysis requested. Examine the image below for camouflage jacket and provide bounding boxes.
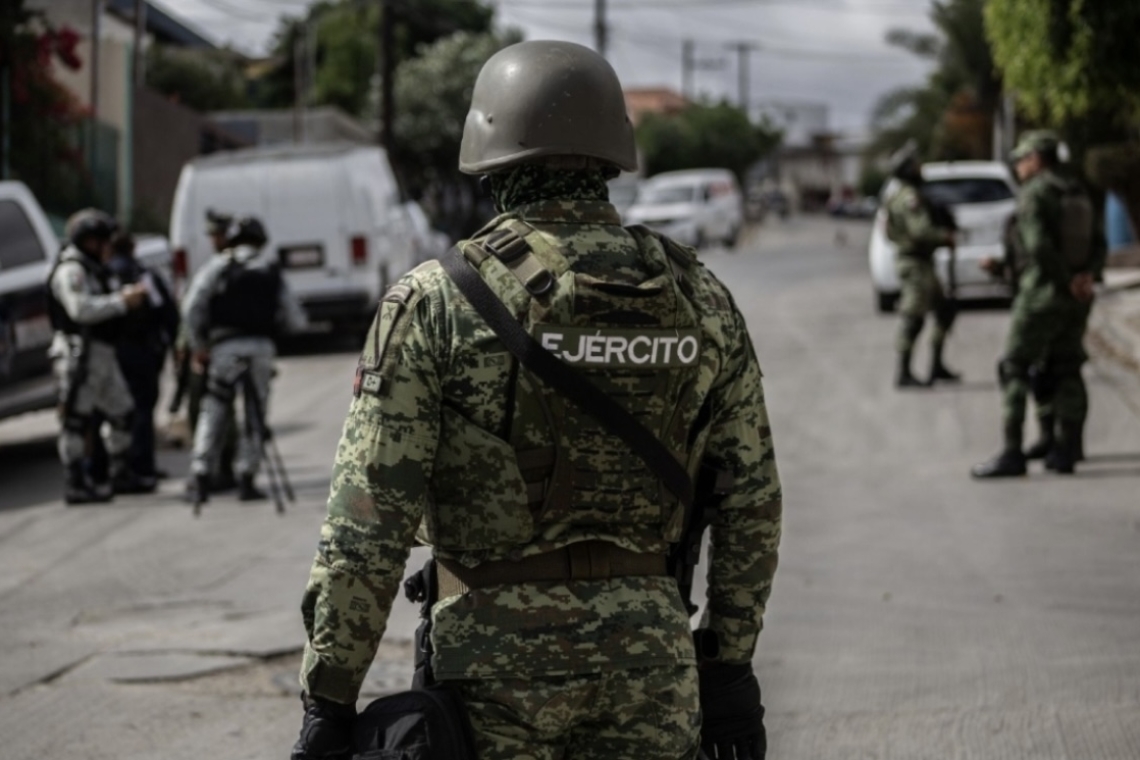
[299,200,782,703]
[885,183,954,261]
[1014,168,1105,309]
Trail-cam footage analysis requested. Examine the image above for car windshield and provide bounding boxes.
[608,183,639,208]
[922,178,1013,205]
[640,185,695,204]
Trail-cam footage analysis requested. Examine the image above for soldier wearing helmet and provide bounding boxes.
[971,131,1104,478]
[47,209,153,503]
[292,40,782,760]
[180,215,306,506]
[883,140,961,388]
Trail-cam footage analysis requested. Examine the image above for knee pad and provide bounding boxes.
[998,358,1029,387]
[1028,362,1059,402]
[935,301,958,331]
[902,315,924,343]
[107,411,134,433]
[62,412,92,434]
[206,378,237,403]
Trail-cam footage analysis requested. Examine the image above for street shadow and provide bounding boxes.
[0,433,61,513]
[1083,451,1140,465]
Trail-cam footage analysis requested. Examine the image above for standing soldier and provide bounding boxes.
[181,216,306,506]
[290,41,782,760]
[884,141,960,387]
[972,131,1098,478]
[47,209,149,503]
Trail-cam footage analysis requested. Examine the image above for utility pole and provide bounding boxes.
[90,0,101,175]
[726,41,758,116]
[681,39,726,101]
[594,0,607,59]
[132,0,146,87]
[380,0,394,149]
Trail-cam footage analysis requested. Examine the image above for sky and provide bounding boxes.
[162,0,938,138]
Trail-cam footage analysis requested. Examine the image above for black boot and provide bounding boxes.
[928,344,961,384]
[971,448,1027,479]
[112,460,158,495]
[238,473,267,502]
[896,350,923,389]
[1044,421,1080,475]
[64,463,113,505]
[1024,414,1055,460]
[184,473,210,514]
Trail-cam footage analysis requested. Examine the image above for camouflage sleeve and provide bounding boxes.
[700,303,782,665]
[299,275,443,704]
[894,189,953,250]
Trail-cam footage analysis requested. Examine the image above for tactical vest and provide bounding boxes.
[207,259,282,345]
[46,251,121,343]
[421,219,708,554]
[1059,187,1093,269]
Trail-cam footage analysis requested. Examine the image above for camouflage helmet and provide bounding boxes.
[459,40,638,175]
[65,208,118,248]
[1010,130,1061,162]
[225,216,268,249]
[888,139,921,178]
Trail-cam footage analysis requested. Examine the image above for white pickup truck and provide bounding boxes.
[0,181,60,421]
[0,182,172,423]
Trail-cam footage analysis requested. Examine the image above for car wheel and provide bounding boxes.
[876,291,899,313]
[724,225,741,250]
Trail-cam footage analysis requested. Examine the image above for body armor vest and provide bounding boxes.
[423,219,709,556]
[46,252,121,343]
[207,260,281,344]
[1059,189,1093,269]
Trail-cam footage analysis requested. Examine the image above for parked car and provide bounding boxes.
[0,181,61,422]
[607,173,641,220]
[169,142,417,333]
[624,169,744,249]
[868,161,1017,312]
[400,201,451,266]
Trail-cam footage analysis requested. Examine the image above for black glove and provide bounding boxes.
[291,693,357,760]
[698,663,766,760]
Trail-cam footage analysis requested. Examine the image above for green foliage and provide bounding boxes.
[146,46,248,112]
[869,0,999,160]
[859,166,889,199]
[985,0,1140,124]
[636,103,781,185]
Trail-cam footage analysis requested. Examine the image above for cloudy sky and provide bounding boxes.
[162,0,937,136]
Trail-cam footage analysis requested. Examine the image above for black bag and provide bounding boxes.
[351,685,477,760]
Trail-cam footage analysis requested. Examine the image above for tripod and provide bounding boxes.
[236,362,294,515]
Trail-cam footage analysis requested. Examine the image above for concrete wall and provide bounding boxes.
[132,88,203,228]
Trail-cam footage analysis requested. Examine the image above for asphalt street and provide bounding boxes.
[1,217,1138,759]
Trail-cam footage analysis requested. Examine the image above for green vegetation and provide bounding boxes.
[146,46,248,112]
[636,102,781,185]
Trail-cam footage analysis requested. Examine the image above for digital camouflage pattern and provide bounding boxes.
[299,171,781,706]
[452,664,701,760]
[885,183,956,352]
[999,168,1103,447]
[489,163,612,213]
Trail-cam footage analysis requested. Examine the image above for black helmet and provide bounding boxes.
[226,216,268,249]
[65,208,118,248]
[205,208,234,236]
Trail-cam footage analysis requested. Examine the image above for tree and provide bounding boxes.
[636,102,782,186]
[393,29,522,238]
[146,46,248,112]
[868,0,1000,161]
[985,0,1140,125]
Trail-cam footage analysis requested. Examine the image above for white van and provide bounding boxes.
[624,168,744,249]
[169,143,417,333]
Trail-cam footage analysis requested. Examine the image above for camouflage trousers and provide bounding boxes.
[896,257,952,353]
[190,344,274,478]
[1000,294,1087,449]
[1030,299,1092,428]
[53,339,134,466]
[448,664,701,760]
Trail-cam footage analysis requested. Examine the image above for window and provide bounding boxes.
[0,201,47,270]
[641,186,696,204]
[922,178,1014,206]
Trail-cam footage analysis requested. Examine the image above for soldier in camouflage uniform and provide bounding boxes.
[972,131,1099,478]
[47,209,151,504]
[884,141,960,388]
[291,41,782,760]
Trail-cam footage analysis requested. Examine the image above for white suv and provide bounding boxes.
[624,169,744,249]
[869,161,1017,312]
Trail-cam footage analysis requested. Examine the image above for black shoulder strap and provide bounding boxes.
[440,246,694,509]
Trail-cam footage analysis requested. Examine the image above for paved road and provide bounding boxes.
[1,218,1138,759]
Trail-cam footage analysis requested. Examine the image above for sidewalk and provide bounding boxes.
[1087,266,1140,415]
